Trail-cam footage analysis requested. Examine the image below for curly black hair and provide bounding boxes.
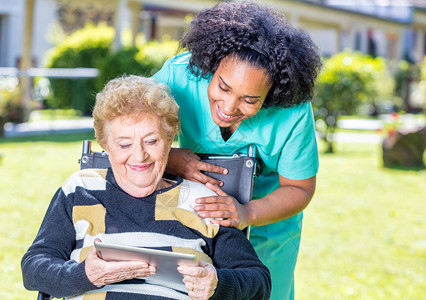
[180,1,323,108]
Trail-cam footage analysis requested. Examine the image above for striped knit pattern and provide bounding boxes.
[22,168,271,300]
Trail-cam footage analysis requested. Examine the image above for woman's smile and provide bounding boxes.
[127,163,153,172]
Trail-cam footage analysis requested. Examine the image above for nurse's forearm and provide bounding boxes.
[246,176,316,227]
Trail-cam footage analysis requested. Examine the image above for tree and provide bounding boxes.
[313,51,394,153]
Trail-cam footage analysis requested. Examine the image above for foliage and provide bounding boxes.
[0,77,19,116]
[394,60,422,113]
[96,47,146,90]
[394,60,421,99]
[422,57,426,81]
[0,77,24,136]
[418,57,426,112]
[96,38,179,90]
[135,38,180,76]
[313,51,394,153]
[45,23,114,115]
[45,23,179,114]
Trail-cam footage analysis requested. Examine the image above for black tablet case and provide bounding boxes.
[197,154,256,204]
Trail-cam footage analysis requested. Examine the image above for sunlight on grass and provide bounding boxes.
[29,109,89,122]
[0,134,424,299]
[0,132,95,299]
[295,142,426,300]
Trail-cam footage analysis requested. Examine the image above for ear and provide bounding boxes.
[167,136,174,148]
[101,139,109,153]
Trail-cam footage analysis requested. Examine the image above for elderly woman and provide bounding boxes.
[21,76,271,300]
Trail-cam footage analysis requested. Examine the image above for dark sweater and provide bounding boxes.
[22,168,271,299]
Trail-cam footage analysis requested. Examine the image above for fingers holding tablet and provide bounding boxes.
[178,261,218,299]
[92,240,198,286]
[85,243,156,287]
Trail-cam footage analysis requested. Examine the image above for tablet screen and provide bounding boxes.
[94,241,199,286]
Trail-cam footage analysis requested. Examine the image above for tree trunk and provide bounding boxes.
[0,116,5,137]
[324,128,335,154]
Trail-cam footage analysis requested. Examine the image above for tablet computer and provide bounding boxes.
[94,241,199,286]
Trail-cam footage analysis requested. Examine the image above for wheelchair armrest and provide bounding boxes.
[79,140,111,170]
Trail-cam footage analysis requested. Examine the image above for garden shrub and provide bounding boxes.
[135,38,179,76]
[96,47,145,90]
[313,50,394,153]
[45,22,114,115]
[96,39,179,90]
[419,57,426,112]
[46,22,179,113]
[422,57,426,81]
[0,77,21,136]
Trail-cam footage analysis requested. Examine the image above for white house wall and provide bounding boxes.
[32,0,57,66]
[0,0,25,67]
[0,0,57,68]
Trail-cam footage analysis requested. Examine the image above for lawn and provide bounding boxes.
[0,133,425,299]
[295,142,426,299]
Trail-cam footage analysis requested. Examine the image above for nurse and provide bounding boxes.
[153,1,322,299]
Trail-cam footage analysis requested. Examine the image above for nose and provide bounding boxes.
[134,142,148,162]
[221,96,239,116]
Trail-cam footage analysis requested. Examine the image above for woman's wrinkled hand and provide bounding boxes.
[85,239,156,287]
[166,148,227,186]
[178,261,218,300]
[194,183,250,230]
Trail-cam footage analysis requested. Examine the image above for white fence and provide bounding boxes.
[0,67,99,78]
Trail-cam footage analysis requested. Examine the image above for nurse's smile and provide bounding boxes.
[215,103,242,122]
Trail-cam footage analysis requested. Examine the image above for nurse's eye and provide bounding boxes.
[219,83,229,92]
[243,98,258,105]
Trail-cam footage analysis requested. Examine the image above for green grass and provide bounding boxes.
[295,142,426,299]
[0,134,425,299]
[0,131,96,300]
[29,109,89,122]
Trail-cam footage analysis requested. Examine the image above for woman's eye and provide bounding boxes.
[145,139,157,145]
[119,144,131,149]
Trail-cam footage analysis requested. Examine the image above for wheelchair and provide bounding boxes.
[37,140,258,300]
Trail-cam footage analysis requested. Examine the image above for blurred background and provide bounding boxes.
[0,0,425,299]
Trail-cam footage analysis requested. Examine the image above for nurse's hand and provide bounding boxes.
[194,183,250,230]
[166,148,228,186]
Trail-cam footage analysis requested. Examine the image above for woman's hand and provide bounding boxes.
[178,261,218,300]
[166,148,228,186]
[85,240,156,287]
[194,183,251,230]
